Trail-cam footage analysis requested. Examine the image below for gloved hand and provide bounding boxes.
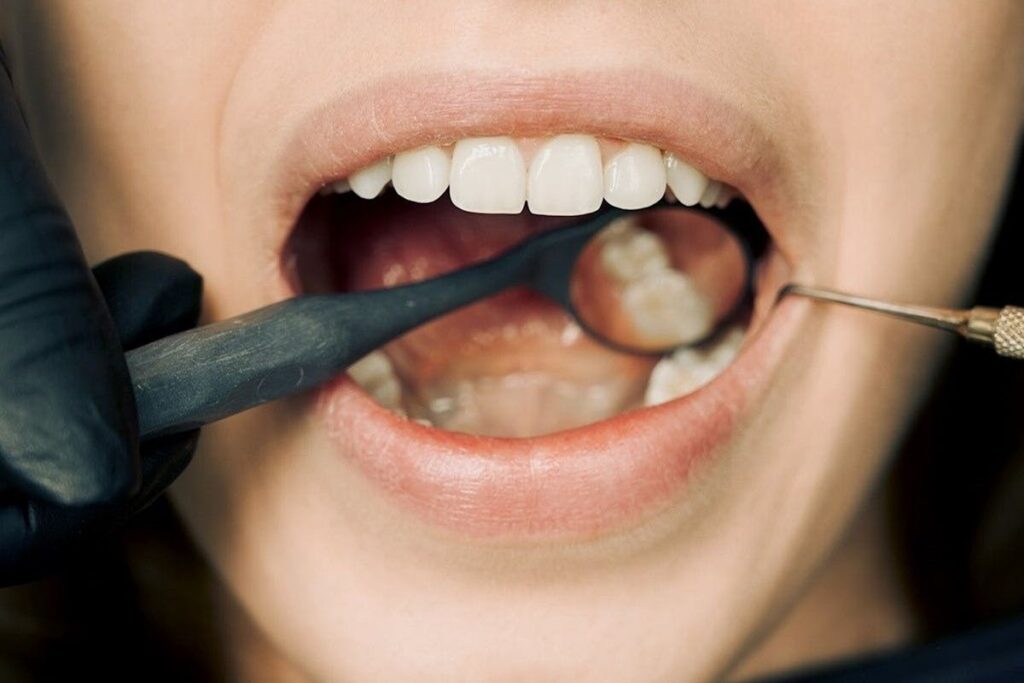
[0,55,202,585]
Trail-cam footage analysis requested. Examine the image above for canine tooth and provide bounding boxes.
[349,158,392,199]
[392,146,451,203]
[622,270,714,346]
[603,143,666,210]
[449,137,526,214]
[526,134,603,216]
[698,180,723,209]
[599,219,670,282]
[664,153,709,207]
[643,326,745,406]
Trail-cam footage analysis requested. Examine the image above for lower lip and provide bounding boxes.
[315,295,804,540]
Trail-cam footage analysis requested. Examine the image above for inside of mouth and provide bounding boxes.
[283,181,770,438]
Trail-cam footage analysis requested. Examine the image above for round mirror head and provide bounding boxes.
[569,208,750,354]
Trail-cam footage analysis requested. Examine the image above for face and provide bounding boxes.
[3,2,1022,680]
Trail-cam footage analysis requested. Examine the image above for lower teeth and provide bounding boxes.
[346,324,745,433]
[641,325,745,407]
[346,351,406,416]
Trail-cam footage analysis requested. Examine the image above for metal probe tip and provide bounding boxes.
[779,283,1024,360]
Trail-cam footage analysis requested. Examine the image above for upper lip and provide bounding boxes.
[262,67,799,287]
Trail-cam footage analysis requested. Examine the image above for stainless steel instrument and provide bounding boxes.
[780,284,1024,359]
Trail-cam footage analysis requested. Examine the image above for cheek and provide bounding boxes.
[3,1,260,274]
[754,2,1023,299]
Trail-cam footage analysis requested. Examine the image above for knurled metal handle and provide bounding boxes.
[994,306,1024,359]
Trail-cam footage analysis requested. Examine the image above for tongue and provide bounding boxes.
[306,192,657,436]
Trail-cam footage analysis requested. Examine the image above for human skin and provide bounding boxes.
[2,2,1023,681]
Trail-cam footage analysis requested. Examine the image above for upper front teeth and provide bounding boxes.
[527,135,604,216]
[449,137,528,214]
[326,135,730,215]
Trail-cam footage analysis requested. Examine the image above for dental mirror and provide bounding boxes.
[563,207,752,354]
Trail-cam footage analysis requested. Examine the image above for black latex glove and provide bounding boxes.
[0,56,202,585]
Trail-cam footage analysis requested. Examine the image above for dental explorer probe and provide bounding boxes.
[780,284,1024,359]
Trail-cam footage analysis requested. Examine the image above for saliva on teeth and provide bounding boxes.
[345,219,744,429]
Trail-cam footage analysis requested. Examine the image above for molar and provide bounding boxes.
[598,219,670,282]
[643,326,745,407]
[622,271,714,347]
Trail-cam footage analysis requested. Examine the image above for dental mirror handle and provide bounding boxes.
[781,284,1024,359]
[125,207,630,439]
[126,249,533,439]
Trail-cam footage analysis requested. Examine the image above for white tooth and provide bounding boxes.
[643,326,745,406]
[715,189,733,209]
[622,270,714,347]
[698,180,723,209]
[347,351,403,412]
[526,134,603,216]
[392,146,451,203]
[347,351,392,386]
[664,153,709,207]
[331,179,351,195]
[349,158,392,199]
[599,219,670,282]
[449,137,526,214]
[603,143,666,210]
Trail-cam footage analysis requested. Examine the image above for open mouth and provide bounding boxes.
[285,135,772,438]
[269,72,803,539]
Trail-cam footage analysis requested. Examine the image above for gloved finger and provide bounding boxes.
[93,251,203,512]
[92,251,203,350]
[0,62,137,505]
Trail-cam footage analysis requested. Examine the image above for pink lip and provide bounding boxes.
[318,299,802,538]
[270,69,804,539]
